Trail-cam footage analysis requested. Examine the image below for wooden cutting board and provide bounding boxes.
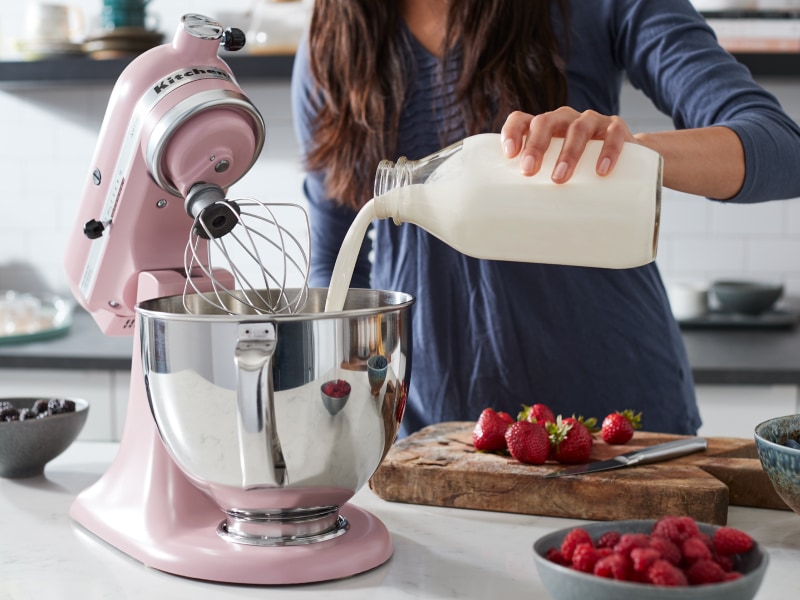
[369,422,788,525]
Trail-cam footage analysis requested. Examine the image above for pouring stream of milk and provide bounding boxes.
[324,198,378,312]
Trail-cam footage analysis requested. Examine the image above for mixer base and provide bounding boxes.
[72,498,392,584]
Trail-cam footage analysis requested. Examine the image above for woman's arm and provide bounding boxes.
[500,109,745,201]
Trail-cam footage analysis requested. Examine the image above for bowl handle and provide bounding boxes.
[234,322,286,486]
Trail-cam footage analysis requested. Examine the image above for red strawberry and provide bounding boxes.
[600,410,642,445]
[548,416,593,464]
[686,558,726,585]
[518,403,556,427]
[713,526,754,555]
[497,411,516,425]
[561,527,593,561]
[504,420,550,464]
[472,408,511,451]
[647,559,688,586]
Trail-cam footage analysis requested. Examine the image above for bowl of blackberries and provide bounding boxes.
[755,414,800,517]
[0,397,89,478]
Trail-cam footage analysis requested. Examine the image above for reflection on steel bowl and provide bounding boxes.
[137,287,413,545]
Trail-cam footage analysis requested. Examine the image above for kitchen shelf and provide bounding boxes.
[0,53,295,88]
[0,50,798,89]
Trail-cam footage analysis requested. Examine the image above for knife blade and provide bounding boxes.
[545,437,708,478]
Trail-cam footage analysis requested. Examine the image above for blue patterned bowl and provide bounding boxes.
[754,414,800,516]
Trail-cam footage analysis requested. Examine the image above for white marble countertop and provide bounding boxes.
[2,442,800,599]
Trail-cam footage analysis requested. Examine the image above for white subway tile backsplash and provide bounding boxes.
[670,237,747,273]
[747,239,800,273]
[660,190,711,235]
[709,199,786,235]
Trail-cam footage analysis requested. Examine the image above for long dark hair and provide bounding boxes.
[305,0,570,210]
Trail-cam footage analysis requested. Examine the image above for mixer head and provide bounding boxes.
[64,13,310,334]
[183,183,310,315]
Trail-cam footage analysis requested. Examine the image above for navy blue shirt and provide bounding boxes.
[292,0,800,437]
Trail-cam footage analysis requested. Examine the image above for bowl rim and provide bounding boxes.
[754,414,800,452]
[711,280,784,292]
[533,518,769,593]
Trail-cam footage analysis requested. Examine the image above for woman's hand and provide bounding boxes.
[500,108,637,182]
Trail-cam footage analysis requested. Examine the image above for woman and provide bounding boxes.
[291,0,800,437]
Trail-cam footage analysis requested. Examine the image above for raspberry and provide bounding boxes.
[682,536,713,564]
[723,571,743,582]
[545,547,570,566]
[571,543,602,573]
[686,558,726,585]
[713,526,754,555]
[652,515,699,544]
[630,547,661,574]
[715,553,735,572]
[613,533,650,557]
[649,535,682,566]
[593,553,632,581]
[596,530,621,549]
[561,528,593,561]
[647,559,688,586]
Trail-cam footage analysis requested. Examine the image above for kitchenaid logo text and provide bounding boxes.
[153,67,232,94]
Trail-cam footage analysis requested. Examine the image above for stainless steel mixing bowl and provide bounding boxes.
[137,288,413,545]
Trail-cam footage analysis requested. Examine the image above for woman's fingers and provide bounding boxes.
[501,109,636,181]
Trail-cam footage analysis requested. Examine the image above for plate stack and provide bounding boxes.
[83,0,163,59]
[83,28,163,59]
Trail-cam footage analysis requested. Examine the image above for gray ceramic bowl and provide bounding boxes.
[754,414,800,516]
[710,280,783,316]
[533,519,768,600]
[0,397,89,478]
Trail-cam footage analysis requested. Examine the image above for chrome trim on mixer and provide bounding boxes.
[144,88,266,197]
[217,509,349,546]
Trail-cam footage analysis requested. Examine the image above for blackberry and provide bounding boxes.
[0,407,20,422]
[47,398,63,415]
[32,399,50,414]
[59,399,76,413]
[18,408,35,421]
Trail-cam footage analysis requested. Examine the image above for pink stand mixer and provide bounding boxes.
[63,14,413,584]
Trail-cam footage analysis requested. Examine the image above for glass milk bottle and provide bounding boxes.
[373,132,661,269]
[324,132,662,312]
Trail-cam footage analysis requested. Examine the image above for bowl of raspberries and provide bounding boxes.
[0,397,89,478]
[533,516,767,599]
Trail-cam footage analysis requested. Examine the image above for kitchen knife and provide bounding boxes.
[545,437,708,478]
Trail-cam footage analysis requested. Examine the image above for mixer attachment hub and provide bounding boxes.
[185,182,240,239]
